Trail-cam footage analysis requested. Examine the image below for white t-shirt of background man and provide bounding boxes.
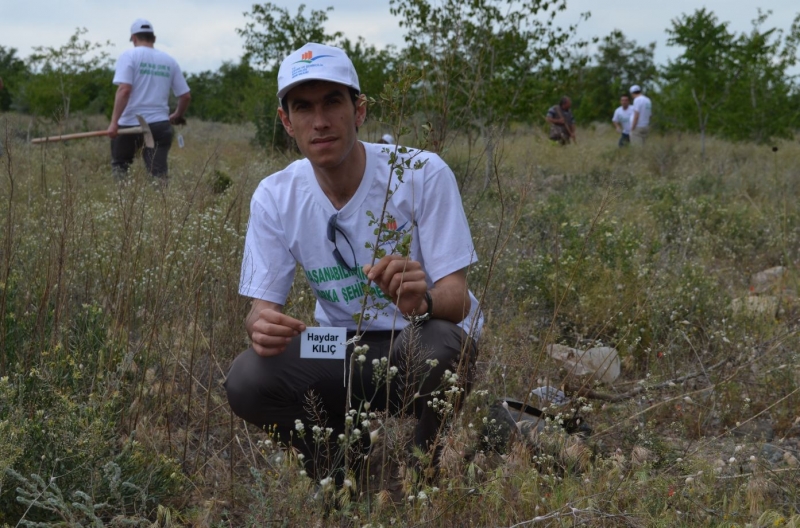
[112,47,190,126]
[632,94,652,128]
[240,142,484,338]
[612,106,635,134]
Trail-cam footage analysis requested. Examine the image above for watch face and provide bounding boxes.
[403,292,432,324]
[402,311,431,324]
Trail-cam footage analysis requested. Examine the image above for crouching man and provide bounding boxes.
[224,43,483,483]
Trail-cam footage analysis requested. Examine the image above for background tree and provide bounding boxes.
[237,3,343,71]
[0,46,29,112]
[389,0,587,186]
[718,10,800,142]
[186,58,268,124]
[25,27,114,122]
[661,9,800,152]
[660,9,739,156]
[572,30,657,123]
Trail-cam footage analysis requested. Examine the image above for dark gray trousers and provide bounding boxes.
[225,319,477,472]
[110,120,173,178]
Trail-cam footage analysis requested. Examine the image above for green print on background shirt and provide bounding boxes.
[139,62,172,78]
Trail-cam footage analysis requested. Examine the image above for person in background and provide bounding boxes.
[545,96,576,145]
[612,94,634,147]
[630,85,652,146]
[107,19,191,179]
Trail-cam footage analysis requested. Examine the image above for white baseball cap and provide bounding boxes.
[277,43,360,100]
[130,19,154,35]
[630,85,642,93]
[381,134,394,144]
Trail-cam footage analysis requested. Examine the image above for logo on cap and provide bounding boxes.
[293,51,333,65]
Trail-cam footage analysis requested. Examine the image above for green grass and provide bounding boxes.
[1,112,799,526]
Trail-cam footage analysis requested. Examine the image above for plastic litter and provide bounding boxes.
[547,344,621,384]
[530,385,568,406]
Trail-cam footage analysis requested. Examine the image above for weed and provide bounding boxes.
[1,113,800,524]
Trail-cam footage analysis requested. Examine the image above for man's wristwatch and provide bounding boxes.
[403,291,433,323]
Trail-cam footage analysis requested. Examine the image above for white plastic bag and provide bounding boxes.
[547,344,621,384]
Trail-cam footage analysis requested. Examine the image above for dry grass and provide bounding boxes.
[1,111,799,526]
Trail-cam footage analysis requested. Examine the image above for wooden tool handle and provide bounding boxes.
[30,126,144,144]
[117,126,144,136]
[31,130,108,144]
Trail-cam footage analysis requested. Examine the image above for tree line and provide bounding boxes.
[1,2,799,148]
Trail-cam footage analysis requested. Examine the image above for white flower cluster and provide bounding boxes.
[311,425,333,444]
[370,356,398,385]
[428,392,455,415]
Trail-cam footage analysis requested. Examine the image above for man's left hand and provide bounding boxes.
[364,255,428,316]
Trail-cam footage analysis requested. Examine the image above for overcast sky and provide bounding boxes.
[2,0,798,75]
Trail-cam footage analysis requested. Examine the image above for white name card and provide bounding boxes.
[300,327,347,360]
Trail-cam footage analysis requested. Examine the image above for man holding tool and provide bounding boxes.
[107,18,191,179]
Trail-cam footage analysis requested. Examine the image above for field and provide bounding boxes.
[1,112,800,527]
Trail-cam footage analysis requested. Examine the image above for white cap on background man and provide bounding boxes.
[130,19,155,36]
[630,85,642,94]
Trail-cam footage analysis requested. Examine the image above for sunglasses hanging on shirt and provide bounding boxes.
[327,214,358,272]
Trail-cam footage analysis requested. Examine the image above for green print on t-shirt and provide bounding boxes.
[314,287,340,303]
[305,264,367,285]
[341,282,387,304]
[313,281,386,306]
[306,262,389,306]
[139,62,171,78]
[314,282,386,304]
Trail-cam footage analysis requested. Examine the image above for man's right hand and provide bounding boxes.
[247,301,306,357]
[107,122,119,139]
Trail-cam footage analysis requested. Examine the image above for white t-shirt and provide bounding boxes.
[113,47,190,126]
[632,94,652,128]
[612,106,635,134]
[240,142,484,337]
